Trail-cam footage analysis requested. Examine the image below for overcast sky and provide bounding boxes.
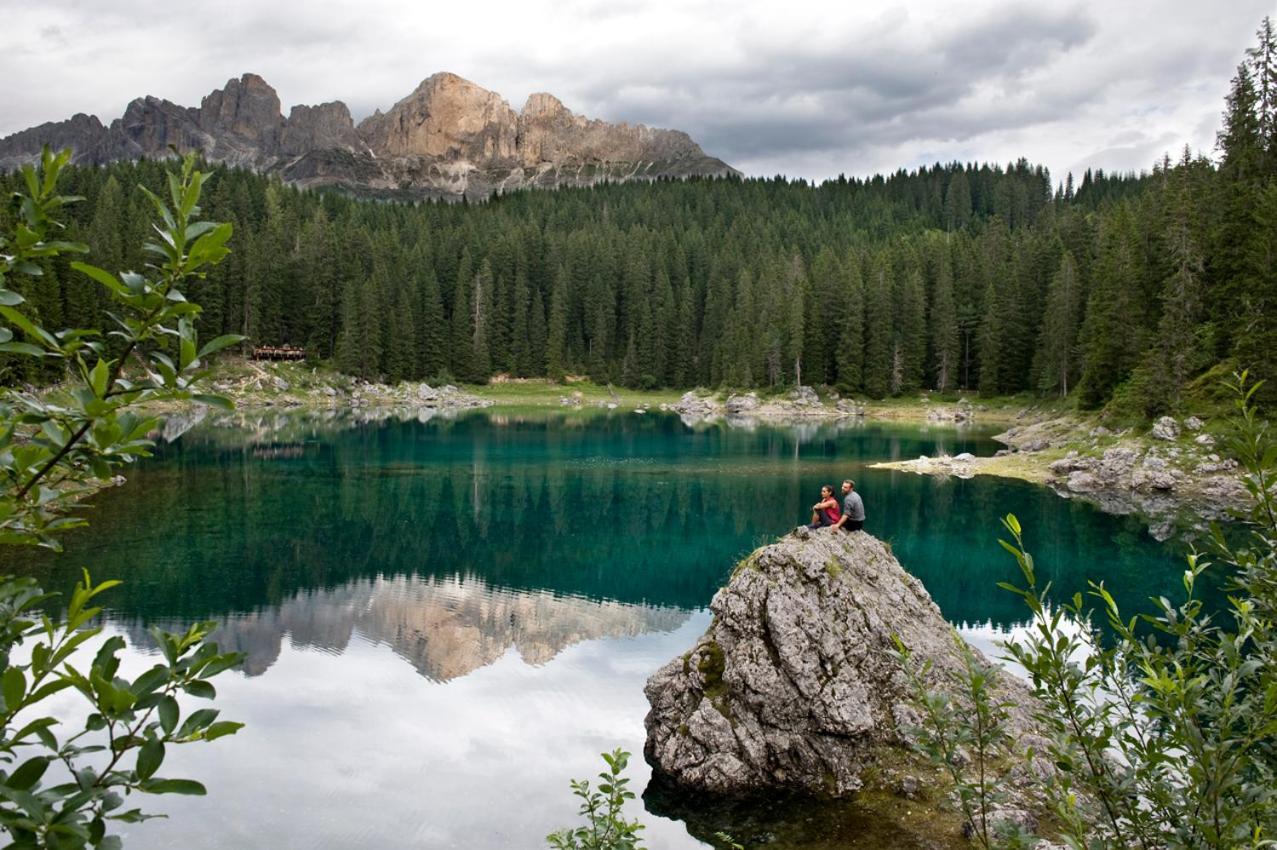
[2,0,1273,184]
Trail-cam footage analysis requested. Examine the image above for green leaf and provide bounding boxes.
[181,680,216,700]
[196,334,246,359]
[158,695,179,734]
[139,778,206,795]
[70,262,131,298]
[201,721,244,742]
[3,665,26,709]
[0,305,57,349]
[175,707,219,739]
[136,739,164,781]
[7,756,49,791]
[0,289,25,306]
[88,358,110,398]
[0,342,48,358]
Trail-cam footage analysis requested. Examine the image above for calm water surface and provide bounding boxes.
[8,409,1187,849]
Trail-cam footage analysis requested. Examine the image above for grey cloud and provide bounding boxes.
[1,0,1273,183]
[547,3,1101,171]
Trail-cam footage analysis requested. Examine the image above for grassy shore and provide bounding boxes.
[471,379,684,409]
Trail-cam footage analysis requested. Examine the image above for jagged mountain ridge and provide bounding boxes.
[0,72,738,200]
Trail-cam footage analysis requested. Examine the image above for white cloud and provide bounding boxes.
[0,0,1270,183]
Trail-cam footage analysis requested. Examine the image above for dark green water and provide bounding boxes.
[7,409,1187,849]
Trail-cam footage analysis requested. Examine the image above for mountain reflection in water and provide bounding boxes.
[125,574,688,680]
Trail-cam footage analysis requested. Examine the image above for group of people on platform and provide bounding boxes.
[807,479,866,533]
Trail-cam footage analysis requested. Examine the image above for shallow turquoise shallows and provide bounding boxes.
[6,410,1188,849]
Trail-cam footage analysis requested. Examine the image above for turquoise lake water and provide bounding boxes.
[7,409,1188,849]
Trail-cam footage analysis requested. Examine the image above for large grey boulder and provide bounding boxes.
[643,529,1030,797]
[788,386,821,407]
[1151,416,1180,441]
[670,391,719,417]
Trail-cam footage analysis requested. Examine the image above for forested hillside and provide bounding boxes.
[3,23,1274,415]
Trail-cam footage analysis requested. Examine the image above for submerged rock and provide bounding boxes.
[643,528,1030,797]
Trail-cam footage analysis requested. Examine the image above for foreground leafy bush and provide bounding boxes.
[547,749,646,850]
[0,148,243,848]
[902,372,1277,848]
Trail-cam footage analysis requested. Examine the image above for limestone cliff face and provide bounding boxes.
[281,102,368,156]
[0,72,737,199]
[518,92,706,167]
[356,72,520,161]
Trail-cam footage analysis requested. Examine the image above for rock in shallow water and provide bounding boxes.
[643,528,1030,797]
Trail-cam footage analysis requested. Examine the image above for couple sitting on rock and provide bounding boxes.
[807,479,865,532]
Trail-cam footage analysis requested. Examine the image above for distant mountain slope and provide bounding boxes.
[0,72,739,200]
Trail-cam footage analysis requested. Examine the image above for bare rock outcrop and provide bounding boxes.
[643,528,1033,797]
[356,72,520,161]
[1,72,738,200]
[280,102,368,156]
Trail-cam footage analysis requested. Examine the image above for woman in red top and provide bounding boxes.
[807,484,841,529]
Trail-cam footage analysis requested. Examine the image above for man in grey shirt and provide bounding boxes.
[832,479,865,532]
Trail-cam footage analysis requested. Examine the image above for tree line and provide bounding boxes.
[2,20,1274,415]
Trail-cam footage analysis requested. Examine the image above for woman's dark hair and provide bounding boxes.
[821,484,833,495]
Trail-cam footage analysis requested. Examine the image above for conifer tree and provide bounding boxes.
[472,260,494,380]
[929,244,960,392]
[510,269,531,376]
[835,256,865,393]
[529,287,548,378]
[419,267,447,379]
[1032,252,1081,398]
[721,269,757,387]
[621,332,640,388]
[1250,16,1277,163]
[943,169,972,232]
[74,175,126,327]
[1214,60,1264,345]
[1078,206,1145,407]
[1137,157,1209,412]
[976,278,1000,396]
[894,264,926,393]
[449,264,476,381]
[652,268,675,385]
[806,248,841,385]
[862,255,893,398]
[546,265,569,381]
[670,276,695,387]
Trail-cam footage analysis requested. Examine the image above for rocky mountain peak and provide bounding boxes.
[521,92,569,118]
[199,73,285,159]
[0,71,739,200]
[357,71,519,161]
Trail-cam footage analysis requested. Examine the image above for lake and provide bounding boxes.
[7,409,1186,849]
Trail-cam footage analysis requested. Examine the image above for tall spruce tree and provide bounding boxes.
[418,267,447,379]
[835,255,865,393]
[862,254,893,398]
[546,265,569,381]
[1078,205,1146,407]
[1032,251,1082,398]
[928,243,960,392]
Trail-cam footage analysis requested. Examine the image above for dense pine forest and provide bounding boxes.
[3,23,1274,415]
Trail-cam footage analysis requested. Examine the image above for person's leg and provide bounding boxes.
[848,519,864,531]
